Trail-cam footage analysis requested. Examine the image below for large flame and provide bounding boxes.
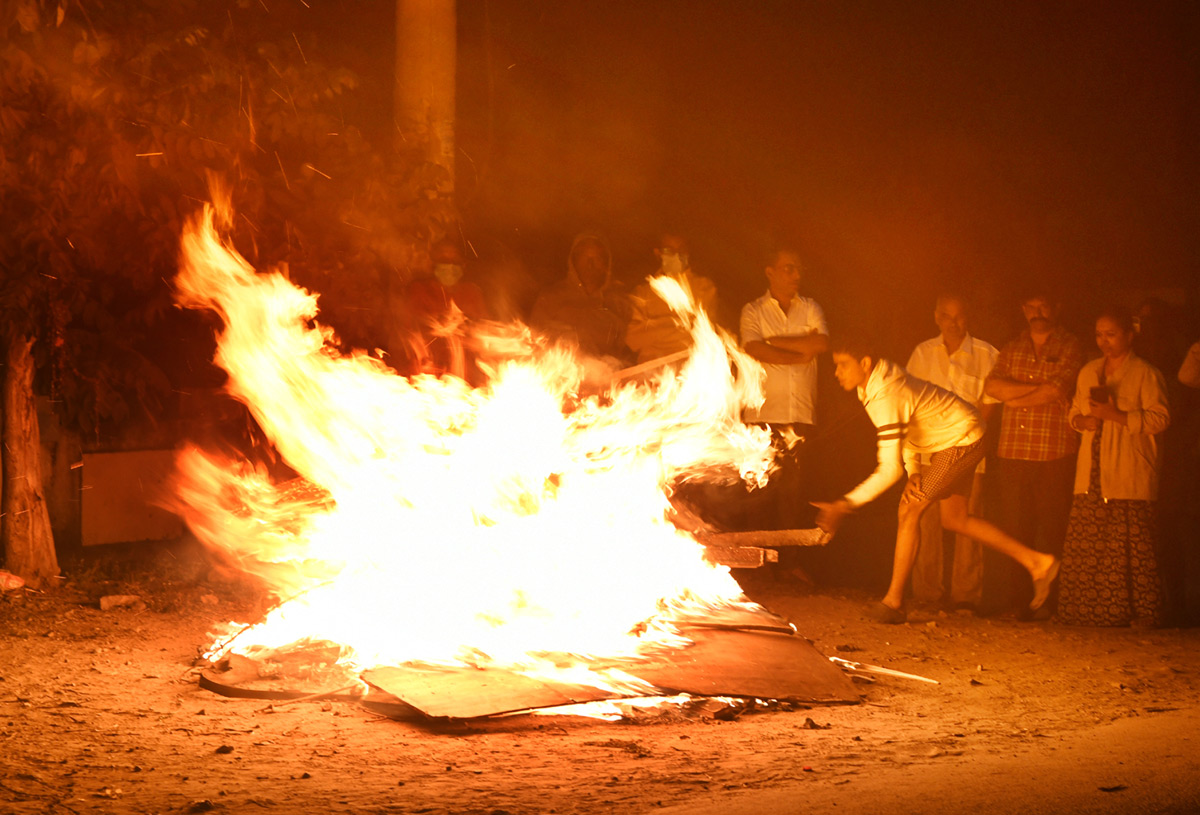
[173,202,776,687]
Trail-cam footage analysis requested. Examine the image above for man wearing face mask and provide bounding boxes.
[404,238,490,381]
[624,232,720,365]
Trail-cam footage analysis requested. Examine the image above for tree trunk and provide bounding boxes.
[2,332,59,588]
[395,0,456,194]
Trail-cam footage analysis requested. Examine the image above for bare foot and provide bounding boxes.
[1030,556,1060,611]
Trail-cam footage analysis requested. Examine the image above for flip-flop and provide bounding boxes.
[1029,557,1060,611]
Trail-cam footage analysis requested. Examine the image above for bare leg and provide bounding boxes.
[911,498,945,603]
[939,494,1059,607]
[949,474,985,606]
[882,499,933,610]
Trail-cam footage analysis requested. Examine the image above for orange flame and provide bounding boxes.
[173,201,775,687]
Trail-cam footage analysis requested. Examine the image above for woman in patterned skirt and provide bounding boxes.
[1057,306,1171,626]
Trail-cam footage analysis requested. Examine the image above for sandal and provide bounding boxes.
[866,601,907,625]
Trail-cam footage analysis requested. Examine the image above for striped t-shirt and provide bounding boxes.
[844,359,983,508]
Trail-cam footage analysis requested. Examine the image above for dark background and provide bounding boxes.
[451,0,1199,353]
[314,0,1198,353]
[85,0,1195,602]
[451,1,1195,598]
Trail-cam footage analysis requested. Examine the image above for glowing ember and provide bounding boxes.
[172,197,777,691]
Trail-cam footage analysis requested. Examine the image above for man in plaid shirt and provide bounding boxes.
[984,291,1083,617]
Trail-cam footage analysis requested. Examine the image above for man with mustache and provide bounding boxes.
[983,291,1083,618]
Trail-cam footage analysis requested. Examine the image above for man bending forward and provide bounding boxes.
[813,333,1059,623]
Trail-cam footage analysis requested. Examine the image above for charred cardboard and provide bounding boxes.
[360,626,857,719]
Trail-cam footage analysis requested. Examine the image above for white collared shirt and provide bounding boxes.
[906,332,998,473]
[906,333,999,407]
[740,291,827,424]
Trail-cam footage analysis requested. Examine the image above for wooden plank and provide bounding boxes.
[702,544,777,568]
[361,665,622,719]
[697,528,832,548]
[629,628,858,704]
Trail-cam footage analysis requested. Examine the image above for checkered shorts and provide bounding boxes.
[914,439,986,502]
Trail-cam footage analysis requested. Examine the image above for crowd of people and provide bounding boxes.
[394,229,1200,629]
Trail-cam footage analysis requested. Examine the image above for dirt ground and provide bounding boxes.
[3,539,1200,815]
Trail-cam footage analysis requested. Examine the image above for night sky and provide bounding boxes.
[337,1,1198,352]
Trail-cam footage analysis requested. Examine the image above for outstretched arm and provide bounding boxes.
[812,442,905,535]
[813,403,906,534]
[842,434,907,509]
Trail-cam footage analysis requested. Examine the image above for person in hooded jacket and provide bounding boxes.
[530,232,633,365]
[812,332,1060,624]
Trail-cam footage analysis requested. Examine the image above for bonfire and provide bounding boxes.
[171,195,859,719]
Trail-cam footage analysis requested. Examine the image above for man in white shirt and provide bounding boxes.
[741,249,828,429]
[812,332,1058,624]
[739,248,828,528]
[905,295,998,613]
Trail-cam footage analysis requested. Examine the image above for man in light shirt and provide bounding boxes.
[812,332,1058,624]
[739,248,828,528]
[741,248,828,431]
[906,294,998,613]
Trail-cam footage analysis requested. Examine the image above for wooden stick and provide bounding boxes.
[612,350,691,381]
[259,683,360,711]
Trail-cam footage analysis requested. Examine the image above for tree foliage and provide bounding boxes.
[1,0,455,442]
